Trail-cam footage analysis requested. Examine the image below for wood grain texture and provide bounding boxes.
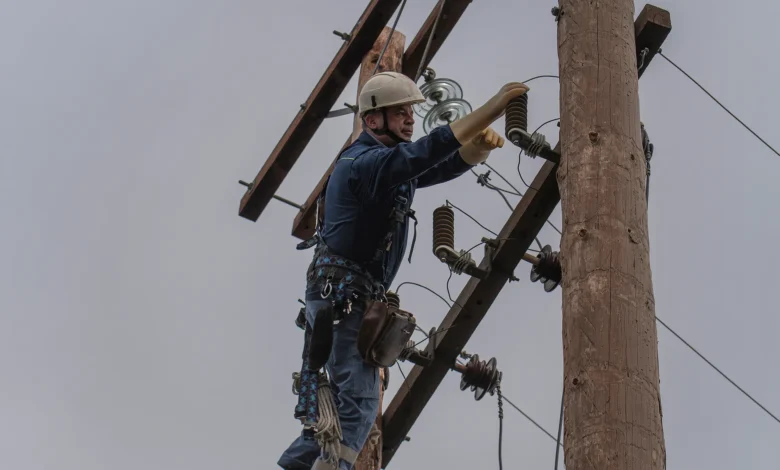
[557,1,666,468]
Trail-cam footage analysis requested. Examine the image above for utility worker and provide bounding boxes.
[278,72,529,470]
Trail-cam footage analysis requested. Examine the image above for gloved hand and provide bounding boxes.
[450,82,529,145]
[488,82,530,117]
[459,127,504,164]
[471,127,505,151]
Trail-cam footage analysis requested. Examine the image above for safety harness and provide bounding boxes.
[291,143,418,468]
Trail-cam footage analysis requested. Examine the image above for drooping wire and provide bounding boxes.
[482,162,525,196]
[471,168,522,197]
[517,118,561,188]
[656,316,780,425]
[467,172,544,249]
[497,381,504,470]
[515,117,563,238]
[658,51,779,158]
[445,241,486,302]
[502,394,563,446]
[445,200,498,237]
[393,281,463,349]
[522,75,560,84]
[553,389,564,469]
[414,0,447,81]
[370,0,407,76]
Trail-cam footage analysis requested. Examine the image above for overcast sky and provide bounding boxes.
[2,0,779,469]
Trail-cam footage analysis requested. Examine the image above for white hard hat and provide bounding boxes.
[358,71,425,116]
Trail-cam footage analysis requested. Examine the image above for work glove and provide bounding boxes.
[472,127,504,151]
[488,82,530,118]
[450,82,529,145]
[459,127,504,164]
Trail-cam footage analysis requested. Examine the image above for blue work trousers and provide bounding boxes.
[278,284,380,469]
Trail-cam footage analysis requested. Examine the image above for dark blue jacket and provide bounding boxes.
[318,124,471,288]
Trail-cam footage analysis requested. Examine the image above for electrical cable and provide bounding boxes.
[370,0,407,76]
[471,168,523,197]
[467,173,544,249]
[483,162,525,196]
[553,389,564,469]
[414,0,446,81]
[515,117,563,238]
[658,51,779,158]
[393,281,463,349]
[522,75,560,84]
[445,200,499,237]
[517,118,560,188]
[502,394,563,446]
[497,382,504,470]
[656,316,780,425]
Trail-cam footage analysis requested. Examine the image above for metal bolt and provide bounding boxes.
[300,103,306,111]
[332,30,351,41]
[238,180,253,190]
[551,6,563,20]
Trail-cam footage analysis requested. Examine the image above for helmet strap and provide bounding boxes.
[364,108,409,144]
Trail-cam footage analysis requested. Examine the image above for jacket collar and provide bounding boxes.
[357,130,386,148]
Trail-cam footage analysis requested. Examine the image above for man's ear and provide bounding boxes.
[363,111,380,130]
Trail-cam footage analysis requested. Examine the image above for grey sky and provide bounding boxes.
[1,0,778,468]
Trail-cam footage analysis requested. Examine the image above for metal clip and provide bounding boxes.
[321,281,333,299]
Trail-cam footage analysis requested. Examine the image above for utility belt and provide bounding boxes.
[299,245,415,371]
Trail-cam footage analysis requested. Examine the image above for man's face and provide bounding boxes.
[365,104,415,143]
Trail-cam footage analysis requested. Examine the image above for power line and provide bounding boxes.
[515,118,563,238]
[658,51,780,158]
[522,75,560,84]
[517,118,560,189]
[467,171,544,250]
[502,394,563,446]
[414,0,446,81]
[471,168,522,197]
[370,0,407,76]
[497,384,504,470]
[445,200,498,237]
[656,316,780,425]
[553,390,563,469]
[483,162,524,196]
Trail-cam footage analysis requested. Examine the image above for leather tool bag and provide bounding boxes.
[357,300,416,368]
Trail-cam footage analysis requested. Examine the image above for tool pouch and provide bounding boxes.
[307,303,335,371]
[357,300,416,368]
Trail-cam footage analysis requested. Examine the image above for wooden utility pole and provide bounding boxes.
[557,1,666,469]
[352,26,405,470]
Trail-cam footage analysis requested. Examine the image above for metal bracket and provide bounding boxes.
[326,102,358,119]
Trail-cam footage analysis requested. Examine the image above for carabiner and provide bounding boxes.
[320,281,332,299]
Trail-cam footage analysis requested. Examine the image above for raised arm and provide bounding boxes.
[351,124,462,199]
[417,127,506,188]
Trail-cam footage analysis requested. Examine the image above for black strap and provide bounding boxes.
[407,210,417,264]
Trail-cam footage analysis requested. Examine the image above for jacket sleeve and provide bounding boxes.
[415,150,474,188]
[350,125,463,200]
